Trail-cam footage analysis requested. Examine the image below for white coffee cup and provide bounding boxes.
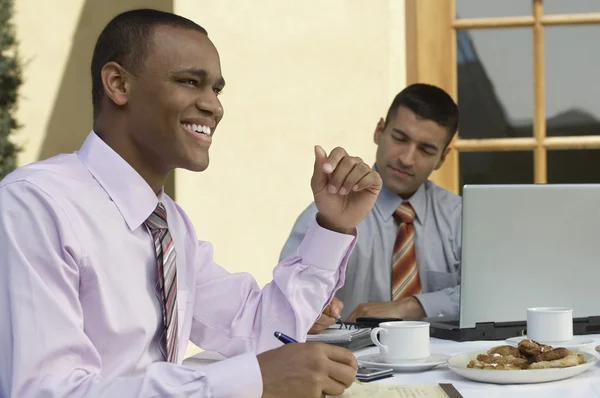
[526,307,573,343]
[370,321,430,363]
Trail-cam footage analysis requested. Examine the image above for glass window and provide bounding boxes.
[459,151,533,193]
[457,29,533,139]
[456,0,531,19]
[548,150,600,183]
[544,0,600,15]
[545,25,600,137]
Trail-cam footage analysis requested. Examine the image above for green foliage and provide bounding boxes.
[0,0,22,180]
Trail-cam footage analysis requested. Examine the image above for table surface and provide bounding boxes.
[353,334,600,398]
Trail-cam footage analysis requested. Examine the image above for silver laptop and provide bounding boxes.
[430,184,600,341]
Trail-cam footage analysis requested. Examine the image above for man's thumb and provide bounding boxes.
[312,145,329,190]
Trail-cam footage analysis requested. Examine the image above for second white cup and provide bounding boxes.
[370,321,430,363]
[526,307,573,343]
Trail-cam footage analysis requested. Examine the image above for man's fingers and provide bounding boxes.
[311,145,330,192]
[316,313,337,327]
[326,156,364,195]
[322,378,349,397]
[309,312,337,334]
[311,146,380,197]
[350,170,382,193]
[308,323,328,334]
[327,361,358,389]
[326,298,344,318]
[324,147,349,173]
[324,345,358,369]
[338,163,371,196]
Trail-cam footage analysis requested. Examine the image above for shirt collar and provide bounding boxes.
[374,165,428,224]
[77,131,162,231]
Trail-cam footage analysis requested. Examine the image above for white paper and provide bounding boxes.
[333,382,449,398]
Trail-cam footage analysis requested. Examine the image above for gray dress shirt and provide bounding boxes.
[280,180,462,319]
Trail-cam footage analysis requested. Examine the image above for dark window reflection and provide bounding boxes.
[548,150,600,183]
[459,151,533,194]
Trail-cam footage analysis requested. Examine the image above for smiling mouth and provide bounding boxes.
[181,123,213,137]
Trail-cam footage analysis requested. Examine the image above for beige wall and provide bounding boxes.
[13,0,174,166]
[175,0,407,287]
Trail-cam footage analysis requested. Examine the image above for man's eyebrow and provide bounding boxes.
[172,68,226,87]
[392,128,408,138]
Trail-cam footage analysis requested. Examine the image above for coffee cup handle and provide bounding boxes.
[370,327,388,354]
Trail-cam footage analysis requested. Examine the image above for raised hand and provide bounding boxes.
[311,146,382,234]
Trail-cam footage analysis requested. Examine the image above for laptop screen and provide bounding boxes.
[458,184,600,329]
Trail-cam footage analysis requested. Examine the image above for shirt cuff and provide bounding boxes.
[297,217,357,271]
[202,352,263,398]
[414,290,455,318]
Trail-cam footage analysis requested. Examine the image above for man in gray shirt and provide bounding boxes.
[280,84,461,332]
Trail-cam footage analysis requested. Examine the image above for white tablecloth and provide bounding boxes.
[354,334,600,397]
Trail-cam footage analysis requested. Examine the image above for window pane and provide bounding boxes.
[545,26,600,137]
[457,29,533,139]
[456,0,531,19]
[459,151,533,193]
[548,150,600,183]
[544,0,600,14]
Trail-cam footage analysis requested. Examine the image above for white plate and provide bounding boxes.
[447,350,597,384]
[357,353,450,372]
[505,336,596,350]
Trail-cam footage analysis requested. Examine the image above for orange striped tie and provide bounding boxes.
[391,202,422,300]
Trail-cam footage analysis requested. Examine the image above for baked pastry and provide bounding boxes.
[474,354,529,369]
[466,339,586,370]
[488,345,524,358]
[517,339,552,356]
[529,353,585,369]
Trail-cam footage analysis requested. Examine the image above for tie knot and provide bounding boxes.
[145,202,168,230]
[394,202,415,224]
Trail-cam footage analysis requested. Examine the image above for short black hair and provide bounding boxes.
[384,83,459,145]
[90,9,207,120]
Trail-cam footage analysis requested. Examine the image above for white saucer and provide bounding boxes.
[357,353,450,372]
[505,335,596,349]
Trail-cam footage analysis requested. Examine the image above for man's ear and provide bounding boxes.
[373,117,385,145]
[100,61,133,107]
[435,147,451,170]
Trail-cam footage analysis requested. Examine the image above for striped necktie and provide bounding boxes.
[145,202,179,363]
[391,202,422,300]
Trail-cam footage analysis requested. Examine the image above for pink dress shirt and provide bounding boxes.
[0,131,356,397]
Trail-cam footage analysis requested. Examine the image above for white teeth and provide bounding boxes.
[182,123,212,136]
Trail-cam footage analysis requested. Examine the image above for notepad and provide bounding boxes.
[330,382,463,398]
[306,328,368,342]
[306,327,373,350]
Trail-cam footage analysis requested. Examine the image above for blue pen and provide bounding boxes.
[274,331,298,344]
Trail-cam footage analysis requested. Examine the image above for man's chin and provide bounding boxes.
[182,159,209,173]
[386,179,418,198]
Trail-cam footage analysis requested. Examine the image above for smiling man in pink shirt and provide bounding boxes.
[0,9,382,398]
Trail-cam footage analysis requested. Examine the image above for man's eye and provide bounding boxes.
[180,79,199,87]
